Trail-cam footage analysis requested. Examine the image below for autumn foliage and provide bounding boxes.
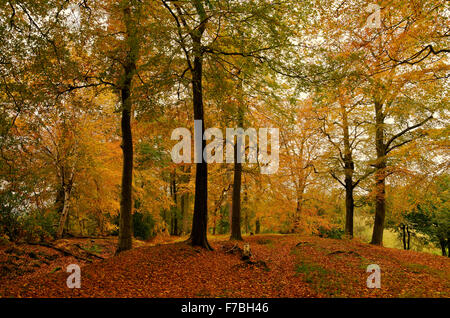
[0,0,448,299]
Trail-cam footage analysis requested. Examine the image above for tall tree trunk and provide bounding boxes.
[341,102,355,238]
[56,187,71,239]
[181,192,190,235]
[255,218,261,234]
[371,163,386,245]
[225,188,232,234]
[189,32,211,249]
[173,216,178,236]
[294,179,307,233]
[171,172,178,236]
[186,0,212,248]
[56,169,74,239]
[230,140,243,240]
[243,183,249,234]
[293,192,303,233]
[401,224,407,250]
[344,180,354,237]
[116,5,138,254]
[447,239,449,258]
[406,225,411,250]
[55,186,65,214]
[439,238,447,256]
[371,100,386,246]
[117,83,134,253]
[179,164,191,235]
[230,69,244,240]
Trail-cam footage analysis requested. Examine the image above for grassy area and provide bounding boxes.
[354,216,441,255]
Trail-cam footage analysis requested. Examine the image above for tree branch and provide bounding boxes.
[385,115,433,152]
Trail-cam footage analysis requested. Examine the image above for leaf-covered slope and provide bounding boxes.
[1,235,448,298]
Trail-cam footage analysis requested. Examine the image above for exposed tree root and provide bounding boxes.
[295,241,313,247]
[327,250,361,257]
[185,237,214,251]
[26,242,94,263]
[74,244,105,260]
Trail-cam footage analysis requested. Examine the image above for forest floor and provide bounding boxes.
[0,234,448,298]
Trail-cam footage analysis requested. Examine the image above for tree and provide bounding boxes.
[230,81,245,241]
[367,74,439,245]
[404,175,449,256]
[314,0,448,245]
[69,0,163,252]
[312,75,374,238]
[163,0,291,248]
[115,1,140,253]
[162,0,211,248]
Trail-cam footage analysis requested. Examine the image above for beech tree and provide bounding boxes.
[313,84,373,238]
[162,0,291,248]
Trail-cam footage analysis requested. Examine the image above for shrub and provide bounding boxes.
[20,210,58,243]
[317,226,345,239]
[133,212,156,240]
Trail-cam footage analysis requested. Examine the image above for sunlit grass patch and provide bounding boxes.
[294,260,345,297]
[295,261,329,277]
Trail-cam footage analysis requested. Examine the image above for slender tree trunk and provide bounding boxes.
[293,193,303,233]
[439,238,447,256]
[344,178,354,238]
[181,192,190,235]
[180,165,191,235]
[293,179,305,233]
[255,218,261,234]
[230,141,243,240]
[371,100,386,246]
[180,193,186,234]
[243,184,249,234]
[189,37,211,249]
[447,239,449,258]
[371,163,386,245]
[447,238,450,257]
[223,186,232,234]
[171,173,178,236]
[341,103,355,238]
[56,187,71,239]
[406,225,411,250]
[230,70,244,240]
[116,5,138,254]
[401,224,407,250]
[55,186,65,214]
[187,0,211,248]
[174,216,178,236]
[117,86,134,253]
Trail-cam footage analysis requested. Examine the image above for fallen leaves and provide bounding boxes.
[0,235,448,298]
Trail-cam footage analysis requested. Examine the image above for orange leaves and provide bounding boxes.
[2,235,448,298]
